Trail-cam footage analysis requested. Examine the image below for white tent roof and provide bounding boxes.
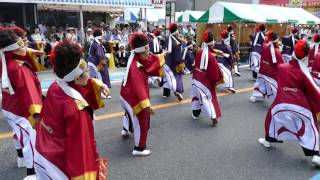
[175,12,183,22]
[179,10,204,23]
[147,9,165,22]
[198,1,320,24]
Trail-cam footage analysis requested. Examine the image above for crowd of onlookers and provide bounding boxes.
[0,20,197,69]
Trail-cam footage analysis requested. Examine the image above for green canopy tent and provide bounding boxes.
[197,1,320,24]
[177,10,204,23]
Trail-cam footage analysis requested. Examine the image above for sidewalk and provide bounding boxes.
[37,68,126,90]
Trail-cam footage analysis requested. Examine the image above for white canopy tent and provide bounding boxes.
[198,1,320,25]
[177,10,204,23]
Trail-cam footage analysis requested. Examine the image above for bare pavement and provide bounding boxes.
[0,67,319,180]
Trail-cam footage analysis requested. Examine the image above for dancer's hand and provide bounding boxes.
[148,107,155,115]
[101,83,110,97]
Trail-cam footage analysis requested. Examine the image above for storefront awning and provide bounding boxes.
[0,0,153,8]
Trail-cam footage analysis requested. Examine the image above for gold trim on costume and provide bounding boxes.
[158,53,165,77]
[133,99,151,115]
[26,48,45,72]
[75,99,89,110]
[28,104,42,116]
[27,116,37,128]
[92,78,105,109]
[175,63,185,73]
[71,171,97,180]
[217,79,225,85]
[27,104,42,127]
[317,112,320,122]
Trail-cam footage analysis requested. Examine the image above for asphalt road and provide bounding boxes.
[0,67,319,180]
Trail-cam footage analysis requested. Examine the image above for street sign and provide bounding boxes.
[165,0,176,30]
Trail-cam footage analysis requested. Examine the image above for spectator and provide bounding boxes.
[85,28,94,44]
[114,44,130,67]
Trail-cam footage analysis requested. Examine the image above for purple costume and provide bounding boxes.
[164,36,184,94]
[88,40,111,88]
[214,42,234,71]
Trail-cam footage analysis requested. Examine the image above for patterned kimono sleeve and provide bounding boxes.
[14,66,42,127]
[142,54,165,77]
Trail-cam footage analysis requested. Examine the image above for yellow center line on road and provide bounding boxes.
[0,87,253,139]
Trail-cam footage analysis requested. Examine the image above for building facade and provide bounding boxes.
[259,0,320,17]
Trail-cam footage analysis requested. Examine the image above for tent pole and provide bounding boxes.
[79,5,85,45]
[238,21,241,48]
[34,4,38,25]
[22,4,27,28]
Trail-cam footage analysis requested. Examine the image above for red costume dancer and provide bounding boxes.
[250,31,284,102]
[258,40,320,166]
[34,40,108,179]
[0,29,43,179]
[120,32,164,156]
[6,26,45,72]
[191,31,224,126]
[309,33,320,69]
[311,54,320,86]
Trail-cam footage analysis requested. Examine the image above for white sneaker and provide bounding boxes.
[228,88,237,93]
[312,155,320,166]
[175,93,183,101]
[17,157,25,168]
[23,175,37,180]
[121,129,129,136]
[258,138,271,148]
[235,71,241,76]
[107,95,112,99]
[132,150,151,156]
[191,113,198,120]
[249,96,257,102]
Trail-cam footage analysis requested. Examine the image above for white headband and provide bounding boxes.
[62,60,86,82]
[314,42,319,56]
[122,45,148,86]
[167,30,180,53]
[1,38,24,95]
[200,40,215,70]
[95,36,103,39]
[268,38,279,64]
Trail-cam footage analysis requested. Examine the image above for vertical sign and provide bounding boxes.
[165,1,176,28]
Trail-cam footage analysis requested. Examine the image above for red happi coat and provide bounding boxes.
[259,42,284,80]
[309,46,319,68]
[11,48,45,72]
[1,51,43,127]
[120,54,164,116]
[265,59,320,148]
[268,60,320,122]
[35,78,104,179]
[192,49,224,118]
[311,54,320,83]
